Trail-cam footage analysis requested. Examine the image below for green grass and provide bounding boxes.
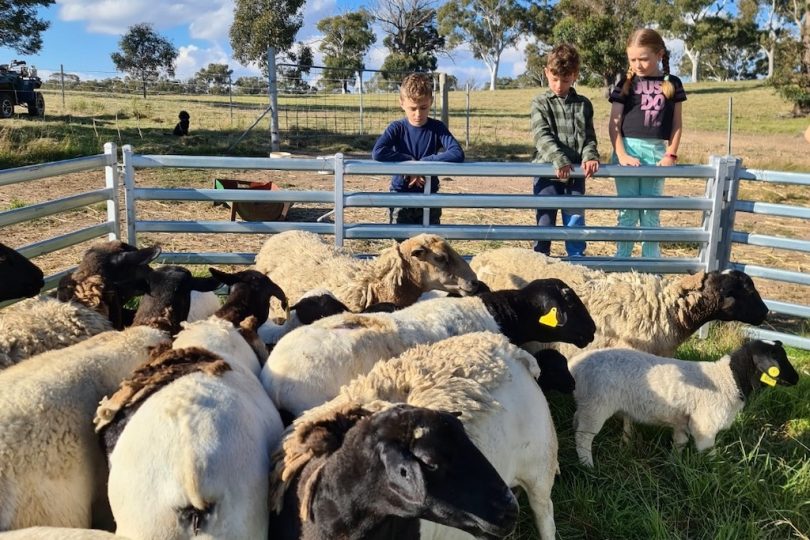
[507,327,810,539]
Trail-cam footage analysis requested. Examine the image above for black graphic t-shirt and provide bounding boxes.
[609,74,687,140]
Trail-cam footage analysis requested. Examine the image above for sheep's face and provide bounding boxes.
[707,270,769,324]
[0,242,44,301]
[351,405,518,539]
[210,268,287,326]
[508,278,596,348]
[404,234,480,296]
[748,340,800,388]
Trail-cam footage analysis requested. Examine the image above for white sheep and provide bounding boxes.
[262,278,595,418]
[0,527,126,539]
[471,247,769,357]
[570,340,799,467]
[299,332,559,540]
[97,270,285,540]
[254,230,480,316]
[0,265,218,530]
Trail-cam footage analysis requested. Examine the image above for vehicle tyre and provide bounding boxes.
[27,92,45,117]
[0,93,13,118]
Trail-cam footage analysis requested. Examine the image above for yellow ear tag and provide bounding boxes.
[767,366,780,378]
[539,307,559,328]
[760,372,777,387]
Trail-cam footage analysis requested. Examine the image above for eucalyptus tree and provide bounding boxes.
[317,10,376,93]
[110,24,177,98]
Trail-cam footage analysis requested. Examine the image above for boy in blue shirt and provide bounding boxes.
[372,73,464,225]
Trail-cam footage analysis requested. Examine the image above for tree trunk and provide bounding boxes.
[690,49,701,83]
[803,5,810,76]
[765,44,774,79]
[488,59,499,91]
[142,77,147,99]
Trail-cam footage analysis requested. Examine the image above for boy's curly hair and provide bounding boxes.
[400,73,433,101]
[546,44,580,77]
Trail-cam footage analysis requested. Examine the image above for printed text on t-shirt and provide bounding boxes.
[635,80,663,128]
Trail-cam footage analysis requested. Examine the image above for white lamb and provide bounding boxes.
[300,331,559,540]
[0,528,126,539]
[98,271,285,540]
[471,247,769,357]
[254,230,480,316]
[262,278,595,417]
[570,340,799,467]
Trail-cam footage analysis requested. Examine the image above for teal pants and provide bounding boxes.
[612,137,667,258]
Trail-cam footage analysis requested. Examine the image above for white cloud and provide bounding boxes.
[57,0,234,37]
[174,44,231,79]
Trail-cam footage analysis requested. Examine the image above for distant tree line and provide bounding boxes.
[4,0,807,114]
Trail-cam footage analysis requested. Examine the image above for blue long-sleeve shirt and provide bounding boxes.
[371,117,464,193]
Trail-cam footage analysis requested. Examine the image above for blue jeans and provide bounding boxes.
[532,176,586,256]
[613,138,666,258]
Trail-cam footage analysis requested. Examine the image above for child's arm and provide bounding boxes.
[609,102,639,167]
[659,102,683,166]
[582,99,600,178]
[420,123,464,163]
[372,122,413,162]
[531,98,570,174]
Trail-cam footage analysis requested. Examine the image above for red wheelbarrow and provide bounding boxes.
[213,178,292,222]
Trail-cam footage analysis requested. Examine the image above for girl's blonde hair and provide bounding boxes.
[620,28,675,99]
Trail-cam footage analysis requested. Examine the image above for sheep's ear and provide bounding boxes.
[408,246,428,260]
[379,444,426,507]
[111,245,161,268]
[208,267,236,285]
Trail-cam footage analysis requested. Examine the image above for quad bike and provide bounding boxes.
[0,59,45,118]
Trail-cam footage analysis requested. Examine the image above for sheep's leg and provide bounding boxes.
[688,417,718,451]
[573,407,611,468]
[621,415,634,444]
[518,473,556,540]
[672,428,689,450]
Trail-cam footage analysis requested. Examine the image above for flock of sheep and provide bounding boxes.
[0,230,800,540]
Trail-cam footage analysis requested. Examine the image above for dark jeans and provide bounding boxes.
[389,206,442,225]
[533,176,586,256]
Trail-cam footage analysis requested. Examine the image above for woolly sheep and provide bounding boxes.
[0,528,127,539]
[0,265,216,530]
[268,402,519,540]
[254,230,480,316]
[301,332,559,540]
[471,247,769,357]
[0,242,162,369]
[263,278,595,418]
[97,269,285,540]
[571,340,799,467]
[0,241,44,301]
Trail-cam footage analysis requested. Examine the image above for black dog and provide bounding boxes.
[173,110,190,136]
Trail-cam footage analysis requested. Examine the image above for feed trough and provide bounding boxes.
[213,178,292,222]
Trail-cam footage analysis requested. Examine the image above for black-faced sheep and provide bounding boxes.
[571,340,799,467]
[0,265,217,530]
[262,278,595,418]
[96,268,286,540]
[269,403,519,540]
[254,230,480,317]
[303,332,560,540]
[471,247,769,357]
[0,241,44,301]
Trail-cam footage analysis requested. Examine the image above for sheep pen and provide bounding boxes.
[1,163,808,538]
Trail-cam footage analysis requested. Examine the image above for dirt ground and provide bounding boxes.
[1,156,807,335]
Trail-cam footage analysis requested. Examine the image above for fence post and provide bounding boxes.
[103,142,120,241]
[228,72,234,127]
[267,47,281,152]
[439,72,449,128]
[60,64,66,112]
[465,83,470,150]
[716,155,742,270]
[122,145,138,245]
[334,153,345,248]
[702,156,731,273]
[358,70,364,135]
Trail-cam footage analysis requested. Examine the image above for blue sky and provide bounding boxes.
[0,0,527,86]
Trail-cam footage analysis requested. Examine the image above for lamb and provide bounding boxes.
[295,331,559,540]
[262,277,595,418]
[268,401,519,540]
[0,265,218,530]
[97,269,286,540]
[0,241,161,369]
[570,340,799,467]
[0,241,44,301]
[254,230,480,316]
[471,247,769,358]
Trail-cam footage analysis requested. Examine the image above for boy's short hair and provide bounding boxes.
[400,73,433,101]
[546,44,580,77]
